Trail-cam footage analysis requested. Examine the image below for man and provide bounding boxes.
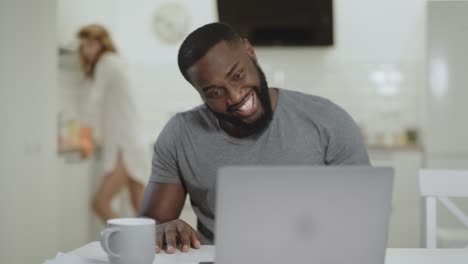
[140,22,369,254]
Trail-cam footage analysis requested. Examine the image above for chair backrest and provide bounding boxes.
[419,170,468,248]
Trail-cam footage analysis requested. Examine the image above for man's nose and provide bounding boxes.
[225,85,246,108]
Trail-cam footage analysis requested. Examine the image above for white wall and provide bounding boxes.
[58,0,118,48]
[0,0,58,262]
[114,0,218,139]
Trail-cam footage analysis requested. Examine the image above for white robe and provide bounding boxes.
[84,53,150,184]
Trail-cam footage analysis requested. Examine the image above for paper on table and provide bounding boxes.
[48,251,211,264]
[68,242,216,264]
[44,252,108,264]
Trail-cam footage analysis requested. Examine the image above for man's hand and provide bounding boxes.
[156,219,201,254]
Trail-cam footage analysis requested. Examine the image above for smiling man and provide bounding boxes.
[140,23,370,254]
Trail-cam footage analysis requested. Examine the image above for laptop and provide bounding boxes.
[213,166,394,264]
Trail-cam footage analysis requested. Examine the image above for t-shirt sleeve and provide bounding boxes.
[149,115,182,184]
[323,102,370,165]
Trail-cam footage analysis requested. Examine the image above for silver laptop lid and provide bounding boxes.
[215,166,394,264]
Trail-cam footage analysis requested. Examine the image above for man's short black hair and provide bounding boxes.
[178,22,243,83]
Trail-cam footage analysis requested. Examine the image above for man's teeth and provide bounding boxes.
[238,95,253,111]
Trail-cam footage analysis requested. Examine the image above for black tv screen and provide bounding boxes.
[217,0,334,46]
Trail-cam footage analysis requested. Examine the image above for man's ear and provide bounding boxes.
[242,38,257,62]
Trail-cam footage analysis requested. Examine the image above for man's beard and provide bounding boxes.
[207,60,273,137]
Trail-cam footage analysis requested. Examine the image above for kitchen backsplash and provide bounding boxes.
[255,48,424,146]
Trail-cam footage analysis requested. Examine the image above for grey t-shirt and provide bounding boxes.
[150,88,369,244]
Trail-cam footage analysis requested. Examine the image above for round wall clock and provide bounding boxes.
[152,2,191,44]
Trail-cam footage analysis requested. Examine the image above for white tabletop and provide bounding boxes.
[70,242,468,264]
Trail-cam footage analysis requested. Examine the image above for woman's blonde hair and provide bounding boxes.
[77,24,117,78]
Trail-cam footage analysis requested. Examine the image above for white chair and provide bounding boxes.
[419,170,468,248]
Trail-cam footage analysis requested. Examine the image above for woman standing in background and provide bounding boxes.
[78,24,149,222]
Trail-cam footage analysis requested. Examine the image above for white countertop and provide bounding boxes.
[69,242,468,264]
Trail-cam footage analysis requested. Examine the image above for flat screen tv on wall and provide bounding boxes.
[217,0,334,46]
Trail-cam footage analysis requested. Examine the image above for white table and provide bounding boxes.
[70,242,468,264]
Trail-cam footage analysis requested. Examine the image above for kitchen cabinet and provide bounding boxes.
[422,1,468,248]
[57,152,137,251]
[56,154,100,252]
[369,147,424,248]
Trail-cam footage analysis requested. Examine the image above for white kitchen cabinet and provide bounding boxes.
[1,1,58,262]
[57,152,140,251]
[422,1,468,247]
[56,154,100,252]
[425,1,468,156]
[369,148,424,248]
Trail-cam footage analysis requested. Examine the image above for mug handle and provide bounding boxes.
[100,227,120,259]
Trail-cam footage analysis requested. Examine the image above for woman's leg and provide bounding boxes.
[127,176,145,214]
[91,152,128,222]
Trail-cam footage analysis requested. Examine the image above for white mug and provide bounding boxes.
[100,218,156,264]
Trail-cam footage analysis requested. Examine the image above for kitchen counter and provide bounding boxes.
[367,143,423,152]
[58,144,101,155]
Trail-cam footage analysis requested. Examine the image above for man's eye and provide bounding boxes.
[233,71,243,81]
[207,89,223,98]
